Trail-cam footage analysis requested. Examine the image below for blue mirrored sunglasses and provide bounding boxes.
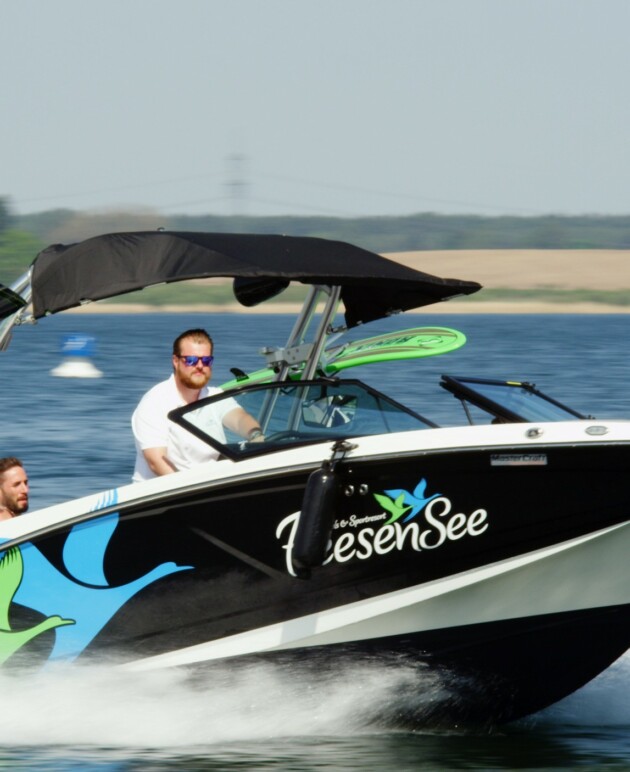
[177,355,214,367]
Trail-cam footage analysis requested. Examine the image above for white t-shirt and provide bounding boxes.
[131,375,238,482]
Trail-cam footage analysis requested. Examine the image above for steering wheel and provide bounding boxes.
[264,430,305,442]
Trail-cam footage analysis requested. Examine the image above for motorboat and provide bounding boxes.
[0,231,628,727]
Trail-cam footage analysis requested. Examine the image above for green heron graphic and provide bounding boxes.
[0,547,74,665]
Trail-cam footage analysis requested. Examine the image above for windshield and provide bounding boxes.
[169,379,435,460]
[440,375,588,424]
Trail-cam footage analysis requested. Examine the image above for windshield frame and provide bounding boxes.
[168,377,436,461]
[440,374,589,424]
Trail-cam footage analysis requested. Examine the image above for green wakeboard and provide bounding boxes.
[221,326,466,390]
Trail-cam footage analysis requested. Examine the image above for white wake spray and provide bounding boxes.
[0,659,444,749]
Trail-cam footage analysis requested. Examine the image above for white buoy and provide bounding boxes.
[50,333,103,378]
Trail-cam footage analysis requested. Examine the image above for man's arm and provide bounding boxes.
[132,386,178,476]
[142,447,178,476]
[223,407,264,440]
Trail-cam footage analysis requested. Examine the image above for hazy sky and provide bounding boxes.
[2,0,629,218]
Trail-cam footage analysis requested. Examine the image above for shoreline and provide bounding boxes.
[64,300,630,315]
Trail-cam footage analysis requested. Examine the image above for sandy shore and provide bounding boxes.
[64,249,630,315]
[64,300,630,315]
[387,249,630,291]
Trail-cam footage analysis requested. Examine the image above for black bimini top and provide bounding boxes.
[30,231,481,327]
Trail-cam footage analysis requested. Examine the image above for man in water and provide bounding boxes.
[0,457,29,520]
[132,328,264,482]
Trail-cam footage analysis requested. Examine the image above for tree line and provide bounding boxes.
[1,195,630,284]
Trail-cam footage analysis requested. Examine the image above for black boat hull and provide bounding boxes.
[5,440,630,726]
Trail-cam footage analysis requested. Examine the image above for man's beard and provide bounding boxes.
[9,495,28,514]
[179,369,211,390]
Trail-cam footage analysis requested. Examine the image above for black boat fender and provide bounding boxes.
[291,440,357,578]
[292,461,338,577]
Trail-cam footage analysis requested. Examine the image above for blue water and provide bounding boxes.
[0,312,629,769]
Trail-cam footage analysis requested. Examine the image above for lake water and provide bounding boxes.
[0,312,628,770]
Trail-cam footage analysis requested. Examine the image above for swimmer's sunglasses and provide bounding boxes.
[176,355,214,367]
